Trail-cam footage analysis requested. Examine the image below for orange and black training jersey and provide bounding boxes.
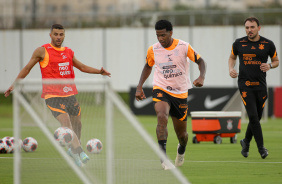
[231,36,277,90]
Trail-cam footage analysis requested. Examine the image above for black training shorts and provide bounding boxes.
[152,89,188,121]
[45,95,81,118]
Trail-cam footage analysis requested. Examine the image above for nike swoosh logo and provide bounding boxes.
[204,95,230,109]
[134,96,153,109]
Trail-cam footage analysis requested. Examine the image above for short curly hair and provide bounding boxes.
[155,20,173,31]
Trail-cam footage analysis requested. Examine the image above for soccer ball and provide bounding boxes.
[10,137,23,152]
[86,138,103,154]
[54,127,74,147]
[0,139,7,153]
[2,136,11,141]
[23,137,38,152]
[2,138,13,153]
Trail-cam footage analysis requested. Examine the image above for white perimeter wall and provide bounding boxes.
[0,26,281,92]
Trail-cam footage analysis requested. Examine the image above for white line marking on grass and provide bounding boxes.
[188,160,282,164]
[1,157,282,164]
[0,157,62,159]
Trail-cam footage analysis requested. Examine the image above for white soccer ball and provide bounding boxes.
[23,137,38,152]
[3,138,13,153]
[86,138,103,154]
[2,136,11,142]
[54,127,74,147]
[10,137,23,152]
[0,139,7,153]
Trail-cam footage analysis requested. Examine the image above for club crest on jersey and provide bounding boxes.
[63,86,73,93]
[61,53,67,59]
[259,44,264,50]
[227,119,233,130]
[165,54,173,61]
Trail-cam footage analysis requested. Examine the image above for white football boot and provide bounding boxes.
[175,144,185,167]
[161,160,176,170]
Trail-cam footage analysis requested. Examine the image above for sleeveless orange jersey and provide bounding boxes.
[146,39,201,98]
[40,43,78,98]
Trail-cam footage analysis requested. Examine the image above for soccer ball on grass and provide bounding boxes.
[54,127,74,147]
[10,137,23,152]
[23,137,38,152]
[86,138,103,154]
[0,139,7,153]
[2,138,13,153]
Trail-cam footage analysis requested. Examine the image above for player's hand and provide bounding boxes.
[193,76,204,87]
[260,63,270,72]
[4,86,13,97]
[135,88,146,101]
[229,68,238,78]
[100,67,111,77]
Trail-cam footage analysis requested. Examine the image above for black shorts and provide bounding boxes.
[45,96,81,118]
[152,89,188,121]
[239,89,267,120]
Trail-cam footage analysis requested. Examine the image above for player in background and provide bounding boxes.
[228,17,279,159]
[4,24,111,166]
[135,20,206,170]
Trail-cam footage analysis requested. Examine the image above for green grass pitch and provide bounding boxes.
[1,104,282,184]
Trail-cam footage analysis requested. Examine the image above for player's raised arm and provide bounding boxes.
[72,55,111,77]
[4,47,45,97]
[135,63,152,101]
[193,57,206,87]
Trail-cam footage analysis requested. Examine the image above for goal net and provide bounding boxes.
[13,79,190,184]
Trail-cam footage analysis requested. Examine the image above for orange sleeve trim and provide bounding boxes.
[240,95,246,106]
[47,105,66,114]
[272,51,277,58]
[231,46,235,55]
[40,48,49,68]
[146,46,155,67]
[153,86,188,99]
[187,44,200,62]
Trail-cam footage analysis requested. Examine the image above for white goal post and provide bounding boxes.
[13,79,190,184]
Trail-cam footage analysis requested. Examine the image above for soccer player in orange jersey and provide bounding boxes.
[4,24,111,166]
[228,17,279,159]
[135,20,206,170]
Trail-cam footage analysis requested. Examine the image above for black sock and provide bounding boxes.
[178,144,186,155]
[158,140,167,163]
[158,140,167,154]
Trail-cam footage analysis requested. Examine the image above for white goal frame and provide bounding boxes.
[13,78,190,184]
